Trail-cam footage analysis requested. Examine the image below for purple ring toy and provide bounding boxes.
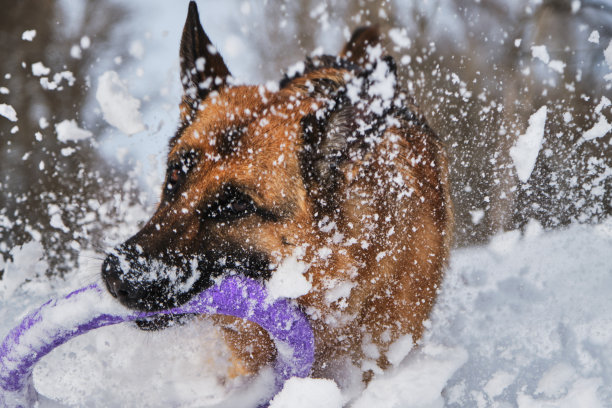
[0,276,314,407]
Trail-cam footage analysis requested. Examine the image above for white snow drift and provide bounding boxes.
[1,218,610,407]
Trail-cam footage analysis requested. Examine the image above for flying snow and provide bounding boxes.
[509,105,547,183]
[388,28,411,49]
[21,30,37,41]
[31,62,51,77]
[531,45,565,73]
[266,248,311,300]
[583,115,612,142]
[581,96,612,143]
[55,119,93,143]
[96,71,146,135]
[0,103,18,122]
[531,45,550,64]
[604,40,612,81]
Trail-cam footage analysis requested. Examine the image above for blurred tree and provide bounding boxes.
[0,1,133,276]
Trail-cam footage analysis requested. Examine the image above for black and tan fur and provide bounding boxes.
[102,1,452,385]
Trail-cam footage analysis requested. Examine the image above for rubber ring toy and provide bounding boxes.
[0,275,314,407]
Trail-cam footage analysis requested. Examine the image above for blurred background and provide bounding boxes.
[1,0,611,277]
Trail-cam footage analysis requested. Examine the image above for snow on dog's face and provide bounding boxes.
[100,2,378,314]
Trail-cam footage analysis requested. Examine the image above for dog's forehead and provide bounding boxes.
[169,85,306,163]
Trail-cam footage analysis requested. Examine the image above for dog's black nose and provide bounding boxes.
[101,254,131,303]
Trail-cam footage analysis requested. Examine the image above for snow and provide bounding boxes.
[32,62,51,76]
[531,45,550,64]
[286,61,305,78]
[530,45,565,73]
[605,40,612,68]
[3,1,612,406]
[535,362,576,397]
[354,344,468,408]
[39,71,75,91]
[55,119,93,143]
[60,147,75,156]
[96,71,146,135]
[595,95,611,114]
[484,371,515,399]
[21,30,36,41]
[510,105,547,182]
[386,334,413,367]
[548,59,565,74]
[266,248,311,300]
[581,96,612,143]
[0,241,46,299]
[388,28,411,49]
[0,103,18,122]
[518,378,604,408]
[469,209,484,224]
[70,45,82,59]
[269,378,343,408]
[2,220,609,407]
[428,220,612,407]
[582,115,612,142]
[80,36,91,49]
[129,40,145,60]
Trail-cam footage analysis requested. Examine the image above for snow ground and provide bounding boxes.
[1,219,611,407]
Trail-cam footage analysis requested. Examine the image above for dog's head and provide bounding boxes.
[101,2,397,314]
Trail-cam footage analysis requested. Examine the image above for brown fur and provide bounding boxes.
[102,1,452,385]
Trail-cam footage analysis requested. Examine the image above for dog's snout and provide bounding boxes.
[101,247,187,312]
[101,254,132,303]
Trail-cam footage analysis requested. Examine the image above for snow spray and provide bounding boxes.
[0,276,314,407]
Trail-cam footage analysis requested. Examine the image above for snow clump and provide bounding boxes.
[96,71,146,135]
[581,96,611,143]
[21,30,36,41]
[32,62,51,76]
[267,248,311,300]
[55,119,93,143]
[354,344,468,408]
[588,30,600,44]
[0,103,18,122]
[269,377,343,408]
[604,40,612,81]
[510,105,547,182]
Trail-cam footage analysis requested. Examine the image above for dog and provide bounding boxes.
[101,0,452,386]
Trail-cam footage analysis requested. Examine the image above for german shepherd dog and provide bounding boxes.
[102,1,452,386]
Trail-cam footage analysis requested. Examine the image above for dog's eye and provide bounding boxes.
[219,194,256,218]
[224,197,253,215]
[207,187,256,220]
[169,168,181,184]
[165,151,199,196]
[165,164,185,193]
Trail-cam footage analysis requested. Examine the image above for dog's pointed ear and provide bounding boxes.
[340,26,381,66]
[180,1,231,113]
[299,104,357,212]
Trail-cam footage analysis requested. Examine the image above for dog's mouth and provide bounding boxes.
[131,265,273,331]
[135,313,193,331]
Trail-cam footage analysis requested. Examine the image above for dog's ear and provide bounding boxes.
[299,104,357,212]
[180,1,231,115]
[340,26,381,66]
